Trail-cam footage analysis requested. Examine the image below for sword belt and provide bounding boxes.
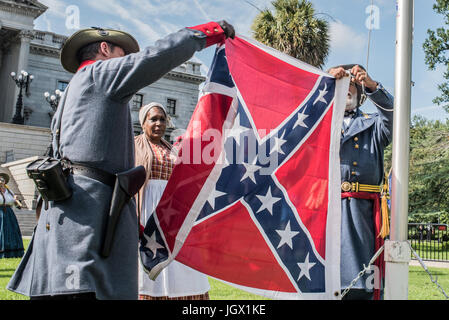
[341,181,381,193]
[68,162,116,188]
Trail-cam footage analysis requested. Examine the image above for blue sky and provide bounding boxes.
[35,0,448,121]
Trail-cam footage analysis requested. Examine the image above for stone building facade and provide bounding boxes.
[0,0,205,163]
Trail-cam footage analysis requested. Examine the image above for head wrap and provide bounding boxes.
[139,102,173,128]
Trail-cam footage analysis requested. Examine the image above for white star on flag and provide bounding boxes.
[240,159,262,184]
[313,83,328,105]
[275,221,300,249]
[269,130,287,155]
[144,231,164,259]
[228,113,250,146]
[297,253,316,281]
[256,186,282,215]
[293,109,309,129]
[206,187,226,210]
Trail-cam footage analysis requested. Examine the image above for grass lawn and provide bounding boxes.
[0,238,30,300]
[0,257,28,300]
[408,265,449,300]
[1,238,448,300]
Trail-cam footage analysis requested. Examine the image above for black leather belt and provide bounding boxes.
[69,163,116,188]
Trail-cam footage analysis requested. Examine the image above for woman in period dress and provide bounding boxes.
[135,102,210,300]
[0,173,24,259]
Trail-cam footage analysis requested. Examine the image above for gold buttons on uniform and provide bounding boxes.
[351,171,356,176]
[353,161,358,166]
[354,137,359,142]
[355,144,359,149]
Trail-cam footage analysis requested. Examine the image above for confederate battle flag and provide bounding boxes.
[140,35,349,299]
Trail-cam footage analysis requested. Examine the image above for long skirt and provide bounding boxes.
[0,206,24,259]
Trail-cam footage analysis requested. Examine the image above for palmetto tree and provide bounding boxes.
[251,0,330,68]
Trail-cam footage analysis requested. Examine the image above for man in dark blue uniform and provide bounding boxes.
[329,64,394,300]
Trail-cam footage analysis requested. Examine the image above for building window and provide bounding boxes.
[167,98,176,116]
[164,128,174,144]
[132,93,143,110]
[57,80,69,92]
[133,122,143,136]
[5,150,15,163]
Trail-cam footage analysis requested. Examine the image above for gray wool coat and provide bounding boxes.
[339,83,394,292]
[7,27,211,299]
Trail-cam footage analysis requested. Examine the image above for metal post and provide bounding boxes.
[10,70,33,125]
[12,86,24,125]
[384,0,414,300]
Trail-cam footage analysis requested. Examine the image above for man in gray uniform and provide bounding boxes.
[8,21,235,300]
[328,64,394,300]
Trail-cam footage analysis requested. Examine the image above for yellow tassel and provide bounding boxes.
[378,170,391,239]
[379,195,390,238]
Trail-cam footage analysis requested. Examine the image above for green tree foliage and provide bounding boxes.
[423,0,449,113]
[251,0,329,68]
[384,116,449,223]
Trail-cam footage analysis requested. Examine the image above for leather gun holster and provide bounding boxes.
[100,165,146,258]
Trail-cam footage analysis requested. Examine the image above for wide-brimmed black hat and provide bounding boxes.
[0,172,10,184]
[328,64,367,107]
[60,27,140,73]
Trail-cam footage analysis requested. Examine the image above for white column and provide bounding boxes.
[385,0,414,300]
[9,30,34,122]
[15,30,34,75]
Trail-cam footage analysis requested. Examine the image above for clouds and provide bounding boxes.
[411,104,447,121]
[80,0,247,45]
[35,0,67,32]
[417,65,446,94]
[192,0,212,21]
[82,0,160,42]
[38,0,67,18]
[128,0,192,18]
[34,0,267,44]
[328,20,368,65]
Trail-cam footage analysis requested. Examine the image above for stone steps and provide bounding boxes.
[14,209,37,237]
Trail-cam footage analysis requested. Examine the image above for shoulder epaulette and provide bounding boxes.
[362,113,371,119]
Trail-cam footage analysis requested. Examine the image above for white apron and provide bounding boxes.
[138,180,210,297]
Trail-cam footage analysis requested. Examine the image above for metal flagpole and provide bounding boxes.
[384,0,414,300]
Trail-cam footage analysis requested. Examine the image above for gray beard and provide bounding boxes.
[345,93,358,111]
